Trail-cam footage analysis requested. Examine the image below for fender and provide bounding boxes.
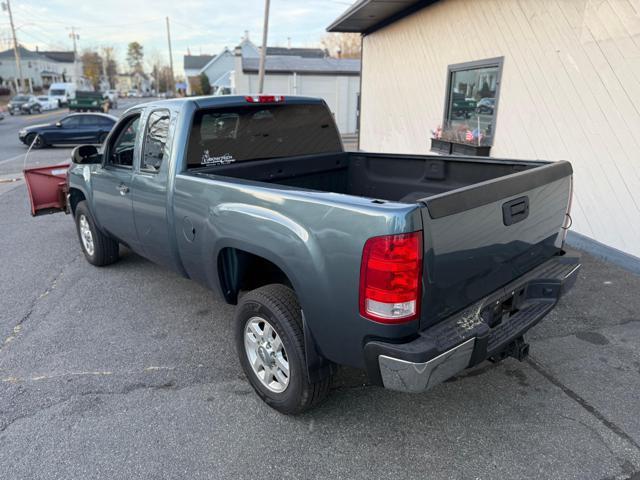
[203,202,334,374]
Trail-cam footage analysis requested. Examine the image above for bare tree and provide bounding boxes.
[321,33,361,59]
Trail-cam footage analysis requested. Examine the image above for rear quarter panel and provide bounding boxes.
[172,174,423,369]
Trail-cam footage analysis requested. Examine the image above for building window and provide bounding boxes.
[443,57,503,146]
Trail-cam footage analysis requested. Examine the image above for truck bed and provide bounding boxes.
[191,151,547,205]
[190,151,572,330]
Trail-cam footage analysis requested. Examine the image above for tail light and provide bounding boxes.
[359,232,423,323]
[561,176,574,246]
[245,95,284,103]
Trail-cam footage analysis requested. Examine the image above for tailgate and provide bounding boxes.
[419,161,572,328]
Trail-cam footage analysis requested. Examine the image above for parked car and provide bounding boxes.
[127,89,139,98]
[28,95,579,414]
[7,95,41,115]
[450,92,476,119]
[48,82,77,107]
[476,97,496,114]
[36,96,58,111]
[18,113,116,149]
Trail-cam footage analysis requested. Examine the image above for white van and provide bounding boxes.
[48,83,77,107]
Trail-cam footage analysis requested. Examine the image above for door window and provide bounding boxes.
[107,115,140,168]
[60,116,80,128]
[141,110,170,172]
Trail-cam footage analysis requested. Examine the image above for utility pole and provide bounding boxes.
[68,27,80,87]
[166,17,175,93]
[257,0,270,94]
[2,0,25,93]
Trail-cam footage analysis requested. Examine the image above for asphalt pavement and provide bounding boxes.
[0,100,640,479]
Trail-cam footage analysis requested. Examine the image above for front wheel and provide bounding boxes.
[74,201,120,266]
[234,284,332,414]
[25,133,44,149]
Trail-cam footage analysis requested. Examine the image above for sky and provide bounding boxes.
[1,0,354,76]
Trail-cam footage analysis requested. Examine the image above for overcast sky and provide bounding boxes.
[2,0,353,75]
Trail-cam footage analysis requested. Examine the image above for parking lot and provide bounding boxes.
[1,102,640,479]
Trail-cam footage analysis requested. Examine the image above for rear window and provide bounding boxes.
[186,103,341,169]
[49,89,65,96]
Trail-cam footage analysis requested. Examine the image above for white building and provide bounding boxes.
[183,35,361,133]
[234,37,361,134]
[329,0,640,268]
[0,46,86,92]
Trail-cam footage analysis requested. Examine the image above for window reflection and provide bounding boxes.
[445,63,500,145]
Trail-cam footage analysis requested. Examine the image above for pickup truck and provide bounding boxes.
[31,95,579,414]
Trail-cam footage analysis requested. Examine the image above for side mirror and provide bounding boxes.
[72,144,99,164]
[55,121,62,128]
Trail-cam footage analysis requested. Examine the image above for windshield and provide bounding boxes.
[186,103,341,169]
[49,89,66,96]
[13,95,29,101]
[37,97,48,101]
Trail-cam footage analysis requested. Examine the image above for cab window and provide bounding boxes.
[107,115,140,168]
[141,110,170,172]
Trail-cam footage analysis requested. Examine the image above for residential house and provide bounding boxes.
[329,0,640,266]
[234,35,360,133]
[183,54,215,95]
[116,71,152,95]
[0,46,86,92]
[182,34,361,133]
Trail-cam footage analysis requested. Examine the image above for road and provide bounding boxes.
[0,99,151,178]
[1,101,640,479]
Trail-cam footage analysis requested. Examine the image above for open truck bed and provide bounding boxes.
[191,151,573,331]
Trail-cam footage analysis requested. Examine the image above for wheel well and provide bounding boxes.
[217,248,293,305]
[69,188,86,215]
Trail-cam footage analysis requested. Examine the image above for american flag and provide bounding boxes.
[465,130,473,142]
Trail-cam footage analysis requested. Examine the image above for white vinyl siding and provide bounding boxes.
[359,0,640,257]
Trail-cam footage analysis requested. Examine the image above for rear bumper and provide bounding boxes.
[364,253,580,393]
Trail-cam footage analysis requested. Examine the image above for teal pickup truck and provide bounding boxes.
[29,95,579,414]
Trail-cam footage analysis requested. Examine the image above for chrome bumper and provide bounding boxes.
[367,253,581,393]
[379,338,475,393]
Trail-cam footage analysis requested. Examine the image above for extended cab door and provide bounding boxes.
[130,108,180,270]
[91,112,141,249]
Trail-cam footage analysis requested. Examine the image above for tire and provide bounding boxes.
[26,133,45,149]
[234,284,332,414]
[74,201,119,266]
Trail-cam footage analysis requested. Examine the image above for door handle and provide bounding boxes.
[117,184,130,195]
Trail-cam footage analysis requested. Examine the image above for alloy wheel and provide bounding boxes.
[244,316,290,393]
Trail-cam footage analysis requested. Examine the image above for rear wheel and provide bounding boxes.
[74,201,119,266]
[234,284,332,414]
